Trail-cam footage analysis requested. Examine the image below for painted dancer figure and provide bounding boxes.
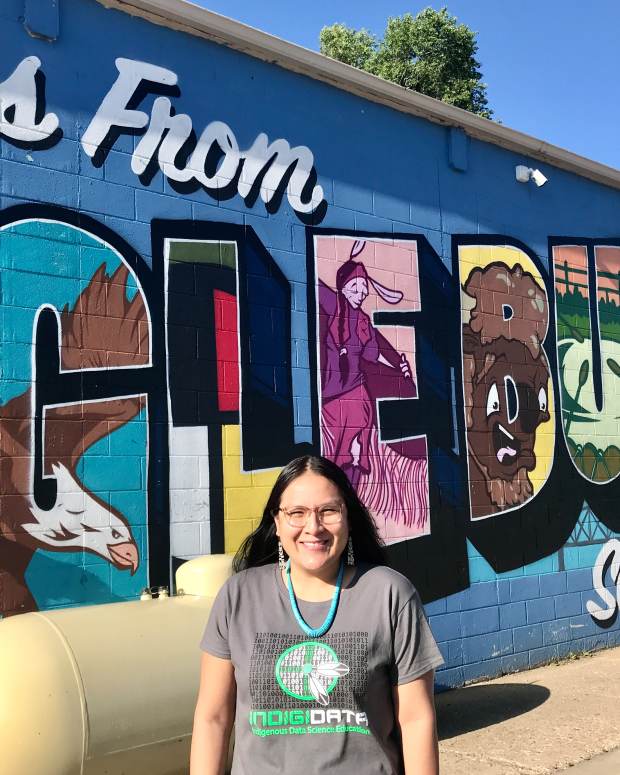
[318,240,428,541]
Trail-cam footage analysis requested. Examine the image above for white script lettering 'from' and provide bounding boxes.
[0,57,59,144]
[81,58,325,218]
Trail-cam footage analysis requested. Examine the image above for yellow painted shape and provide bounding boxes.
[221,425,281,553]
[458,244,556,500]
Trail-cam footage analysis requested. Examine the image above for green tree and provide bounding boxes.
[320,8,492,118]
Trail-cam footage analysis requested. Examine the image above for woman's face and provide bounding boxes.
[342,277,369,309]
[274,471,349,577]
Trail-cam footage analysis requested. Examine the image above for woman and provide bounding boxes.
[191,456,443,775]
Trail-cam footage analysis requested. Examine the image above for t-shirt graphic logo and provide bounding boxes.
[274,641,350,707]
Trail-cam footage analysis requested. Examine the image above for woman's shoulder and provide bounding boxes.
[355,563,420,601]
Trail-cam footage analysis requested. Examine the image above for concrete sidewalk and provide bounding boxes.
[436,646,620,774]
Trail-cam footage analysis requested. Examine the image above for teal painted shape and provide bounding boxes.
[0,219,128,403]
[2,219,149,609]
[566,502,616,546]
[25,409,149,606]
[467,500,620,581]
[467,539,559,582]
[561,501,620,570]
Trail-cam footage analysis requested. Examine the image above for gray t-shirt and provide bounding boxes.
[200,563,443,775]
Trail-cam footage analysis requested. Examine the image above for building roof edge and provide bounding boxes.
[97,0,620,191]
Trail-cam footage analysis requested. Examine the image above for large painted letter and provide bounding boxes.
[310,229,469,601]
[313,235,428,543]
[155,220,306,560]
[456,237,586,572]
[0,206,166,616]
[458,243,555,519]
[553,242,620,483]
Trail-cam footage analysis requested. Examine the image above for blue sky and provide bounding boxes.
[192,0,620,170]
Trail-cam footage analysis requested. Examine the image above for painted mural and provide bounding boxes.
[0,215,152,615]
[460,246,553,519]
[315,236,428,544]
[3,212,618,623]
[553,244,620,483]
[0,20,619,683]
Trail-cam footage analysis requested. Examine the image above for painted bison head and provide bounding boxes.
[462,262,551,516]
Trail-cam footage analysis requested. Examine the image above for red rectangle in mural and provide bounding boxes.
[214,289,240,412]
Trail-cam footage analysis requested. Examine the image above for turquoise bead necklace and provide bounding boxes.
[285,558,344,638]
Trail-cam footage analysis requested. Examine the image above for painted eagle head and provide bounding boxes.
[25,463,139,573]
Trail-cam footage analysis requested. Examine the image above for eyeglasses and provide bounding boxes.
[274,504,345,528]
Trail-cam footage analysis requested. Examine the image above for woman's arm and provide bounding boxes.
[190,652,236,775]
[393,670,439,775]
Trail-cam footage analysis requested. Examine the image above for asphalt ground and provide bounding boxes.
[436,646,620,774]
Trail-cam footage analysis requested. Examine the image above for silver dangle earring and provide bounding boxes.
[278,540,286,570]
[347,536,354,566]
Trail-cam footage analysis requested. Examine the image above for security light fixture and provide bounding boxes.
[515,165,548,187]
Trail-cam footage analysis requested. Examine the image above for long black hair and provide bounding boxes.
[232,455,386,572]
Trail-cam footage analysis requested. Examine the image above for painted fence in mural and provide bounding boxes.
[1,31,620,686]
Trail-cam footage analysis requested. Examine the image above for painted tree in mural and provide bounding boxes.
[553,245,620,483]
[0,221,148,616]
[320,8,492,117]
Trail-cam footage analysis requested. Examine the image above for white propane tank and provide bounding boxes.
[0,554,234,775]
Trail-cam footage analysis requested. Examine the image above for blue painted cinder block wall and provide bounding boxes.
[1,0,619,688]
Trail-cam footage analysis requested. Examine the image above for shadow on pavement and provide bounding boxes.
[436,683,551,739]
